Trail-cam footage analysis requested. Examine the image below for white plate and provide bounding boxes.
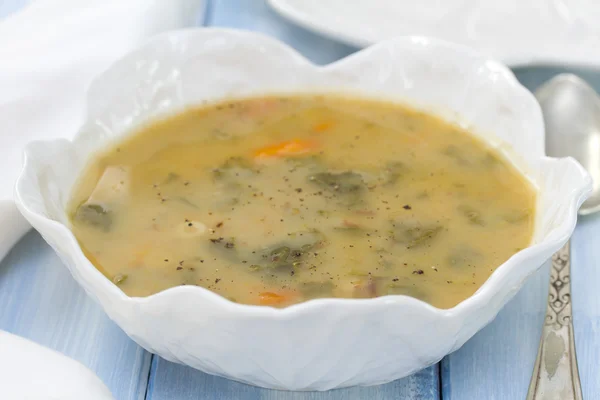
[268,0,600,68]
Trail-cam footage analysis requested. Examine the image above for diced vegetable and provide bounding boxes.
[211,158,256,210]
[333,220,365,234]
[255,230,324,270]
[112,273,128,285]
[446,246,482,268]
[503,209,531,224]
[87,166,130,206]
[268,246,291,268]
[391,221,443,249]
[481,152,501,167]
[258,291,291,305]
[74,203,112,232]
[442,145,470,166]
[457,205,485,226]
[254,139,318,160]
[308,171,365,207]
[379,161,406,185]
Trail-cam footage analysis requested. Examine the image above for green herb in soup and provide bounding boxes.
[68,95,536,308]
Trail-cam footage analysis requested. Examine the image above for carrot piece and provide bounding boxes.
[342,220,361,229]
[258,291,290,305]
[313,121,333,133]
[254,139,317,160]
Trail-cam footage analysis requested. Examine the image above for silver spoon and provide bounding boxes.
[527,74,600,399]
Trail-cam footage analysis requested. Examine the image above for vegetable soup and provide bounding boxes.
[68,95,536,308]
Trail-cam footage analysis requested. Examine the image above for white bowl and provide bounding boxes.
[14,28,591,390]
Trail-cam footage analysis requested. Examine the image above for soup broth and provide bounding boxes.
[69,95,536,308]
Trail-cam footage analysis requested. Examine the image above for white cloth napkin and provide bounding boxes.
[0,0,205,398]
[0,0,204,261]
[0,330,114,400]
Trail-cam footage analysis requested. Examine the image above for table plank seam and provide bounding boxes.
[145,354,158,400]
[202,0,215,27]
[438,362,443,400]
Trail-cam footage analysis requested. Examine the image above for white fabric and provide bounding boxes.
[0,330,114,400]
[0,0,204,398]
[0,0,204,261]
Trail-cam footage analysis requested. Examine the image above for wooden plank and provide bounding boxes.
[145,1,440,398]
[441,262,549,399]
[569,214,600,399]
[0,232,152,400]
[147,356,439,400]
[442,68,600,400]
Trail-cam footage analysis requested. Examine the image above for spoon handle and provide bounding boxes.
[527,241,583,400]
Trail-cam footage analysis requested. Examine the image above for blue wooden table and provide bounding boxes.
[1,1,599,399]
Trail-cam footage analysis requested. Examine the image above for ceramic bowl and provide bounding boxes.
[14,28,591,390]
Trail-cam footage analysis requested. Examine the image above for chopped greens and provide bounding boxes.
[442,145,470,166]
[481,152,501,167]
[212,156,255,181]
[503,209,531,224]
[457,205,485,226]
[308,171,364,193]
[255,230,324,270]
[308,171,365,206]
[267,246,291,268]
[446,246,482,268]
[379,161,406,185]
[391,221,443,249]
[74,203,112,232]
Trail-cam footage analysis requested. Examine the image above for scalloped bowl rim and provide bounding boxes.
[14,28,592,322]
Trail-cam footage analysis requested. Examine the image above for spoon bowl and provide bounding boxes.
[536,74,600,215]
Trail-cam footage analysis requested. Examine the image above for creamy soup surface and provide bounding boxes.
[69,95,536,308]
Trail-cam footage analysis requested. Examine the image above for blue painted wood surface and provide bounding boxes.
[442,70,600,400]
[147,356,439,400]
[0,1,599,399]
[0,232,152,400]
